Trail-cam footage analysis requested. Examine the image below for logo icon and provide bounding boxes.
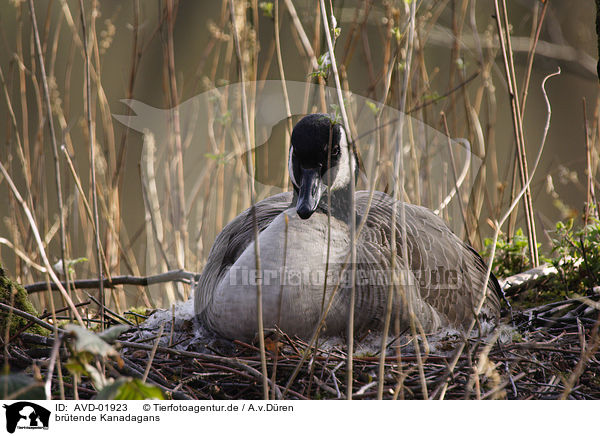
[3,402,50,433]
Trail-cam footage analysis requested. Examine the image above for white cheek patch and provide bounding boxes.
[329,129,354,191]
[288,146,298,188]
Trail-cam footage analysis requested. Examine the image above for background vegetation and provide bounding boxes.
[0,0,598,400]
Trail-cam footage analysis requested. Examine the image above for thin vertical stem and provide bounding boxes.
[283,0,319,70]
[441,112,468,238]
[78,0,105,328]
[433,68,560,400]
[583,99,598,223]
[229,0,269,400]
[274,0,293,190]
[319,0,356,399]
[0,161,84,326]
[520,0,548,114]
[161,0,187,295]
[27,0,72,315]
[494,0,539,266]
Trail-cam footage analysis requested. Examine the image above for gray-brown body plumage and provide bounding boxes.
[194,114,501,341]
[194,190,500,340]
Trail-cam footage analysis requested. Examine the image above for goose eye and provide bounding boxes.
[331,146,340,156]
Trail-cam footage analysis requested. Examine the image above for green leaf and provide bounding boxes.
[204,152,227,165]
[96,378,164,400]
[64,359,88,375]
[423,91,441,102]
[53,257,88,275]
[366,101,379,115]
[65,325,120,359]
[259,2,273,18]
[65,356,111,391]
[329,104,342,124]
[99,324,130,344]
[216,110,231,126]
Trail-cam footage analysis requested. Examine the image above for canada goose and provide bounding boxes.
[194,113,501,341]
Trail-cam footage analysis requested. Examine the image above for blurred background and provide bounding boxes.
[0,0,597,312]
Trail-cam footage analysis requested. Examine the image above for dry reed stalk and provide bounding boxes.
[311,3,329,114]
[28,0,74,316]
[85,2,120,289]
[58,1,124,305]
[228,0,269,400]
[77,0,105,330]
[0,237,45,274]
[274,0,292,190]
[14,3,34,213]
[591,97,600,217]
[502,0,546,250]
[394,0,429,400]
[143,323,165,383]
[464,105,487,248]
[114,0,142,189]
[493,0,539,266]
[44,332,63,399]
[60,146,111,278]
[0,68,33,216]
[0,161,83,326]
[163,0,187,277]
[283,0,319,70]
[282,185,399,398]
[520,1,549,115]
[309,123,336,398]
[319,0,357,399]
[583,99,598,223]
[440,113,470,239]
[374,27,399,401]
[433,68,560,400]
[140,132,176,300]
[469,3,502,222]
[339,0,366,72]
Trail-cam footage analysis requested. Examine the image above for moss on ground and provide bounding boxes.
[0,265,45,336]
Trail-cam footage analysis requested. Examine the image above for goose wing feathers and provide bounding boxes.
[354,191,501,331]
[194,192,293,315]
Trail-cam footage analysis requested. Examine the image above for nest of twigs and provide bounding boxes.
[7,290,600,400]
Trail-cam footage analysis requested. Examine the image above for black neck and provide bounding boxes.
[292,183,357,224]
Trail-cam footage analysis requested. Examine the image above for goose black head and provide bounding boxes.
[289,114,358,220]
